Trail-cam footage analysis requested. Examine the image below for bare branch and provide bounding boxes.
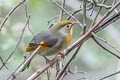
[99,70,120,80]
[96,4,112,9]
[26,1,120,79]
[90,0,107,28]
[92,34,120,59]
[11,1,120,80]
[66,9,82,20]
[0,16,30,71]
[56,45,82,80]
[87,0,112,9]
[51,0,84,28]
[23,1,35,40]
[0,0,26,31]
[94,12,120,33]
[48,9,82,24]
[26,57,57,80]
[83,0,86,26]
[55,1,87,78]
[5,1,120,80]
[0,56,8,70]
[7,45,41,80]
[59,0,65,21]
[64,1,120,56]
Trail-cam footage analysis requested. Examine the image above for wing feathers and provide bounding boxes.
[26,30,58,52]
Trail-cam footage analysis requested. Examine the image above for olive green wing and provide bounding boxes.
[26,30,58,52]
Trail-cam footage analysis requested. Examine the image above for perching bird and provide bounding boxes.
[25,20,77,66]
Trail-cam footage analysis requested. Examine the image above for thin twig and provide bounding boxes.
[83,0,86,24]
[56,0,65,77]
[48,9,82,24]
[55,2,87,79]
[6,16,30,79]
[96,4,112,9]
[92,0,96,4]
[0,0,26,31]
[12,1,120,79]
[90,0,107,28]
[0,16,30,71]
[64,1,120,56]
[7,45,41,80]
[55,1,87,78]
[56,45,82,80]
[23,2,35,37]
[89,5,95,16]
[82,0,87,34]
[92,34,120,59]
[26,57,57,80]
[94,12,120,33]
[94,34,120,54]
[112,0,119,13]
[89,6,101,28]
[51,0,84,28]
[59,0,65,22]
[87,0,112,9]
[66,9,82,20]
[46,68,50,80]
[99,70,120,80]
[0,56,8,70]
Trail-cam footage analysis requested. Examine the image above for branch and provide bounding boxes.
[90,0,107,28]
[55,1,87,78]
[51,0,84,28]
[87,0,112,9]
[66,9,82,20]
[56,45,82,80]
[94,12,120,33]
[96,4,112,9]
[26,1,120,79]
[27,58,57,80]
[59,0,65,21]
[82,0,87,34]
[0,16,30,71]
[0,0,26,31]
[0,56,8,70]
[23,1,35,41]
[64,0,120,56]
[7,45,41,80]
[92,34,120,59]
[99,70,120,80]
[7,1,120,80]
[48,9,82,24]
[83,0,86,26]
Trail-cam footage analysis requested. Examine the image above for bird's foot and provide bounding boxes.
[58,52,65,59]
[21,54,32,72]
[43,56,51,63]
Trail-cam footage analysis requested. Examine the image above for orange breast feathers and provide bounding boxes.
[65,27,73,47]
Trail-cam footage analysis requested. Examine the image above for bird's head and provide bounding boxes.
[50,20,77,36]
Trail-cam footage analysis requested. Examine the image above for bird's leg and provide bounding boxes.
[43,56,50,63]
[42,56,51,80]
[23,53,27,61]
[56,52,65,76]
[43,56,55,68]
[58,52,65,59]
[21,53,32,71]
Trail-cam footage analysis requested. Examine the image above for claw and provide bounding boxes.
[58,52,65,59]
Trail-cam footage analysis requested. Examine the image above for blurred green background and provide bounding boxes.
[0,0,120,80]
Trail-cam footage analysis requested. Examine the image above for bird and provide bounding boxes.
[25,20,77,67]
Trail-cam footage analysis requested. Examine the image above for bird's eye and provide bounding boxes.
[65,25,70,29]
